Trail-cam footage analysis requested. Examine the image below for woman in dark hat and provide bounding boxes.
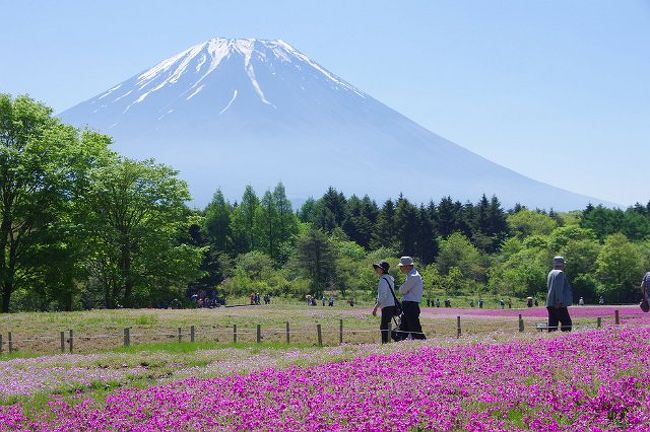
[371,260,397,344]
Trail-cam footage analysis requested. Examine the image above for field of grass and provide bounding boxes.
[0,303,640,355]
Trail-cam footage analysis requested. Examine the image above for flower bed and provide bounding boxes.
[422,304,648,321]
[2,327,650,431]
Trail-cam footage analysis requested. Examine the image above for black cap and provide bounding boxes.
[372,261,390,273]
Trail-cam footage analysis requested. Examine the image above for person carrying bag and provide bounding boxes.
[371,261,400,343]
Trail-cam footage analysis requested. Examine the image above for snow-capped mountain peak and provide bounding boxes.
[60,38,610,210]
[89,38,365,119]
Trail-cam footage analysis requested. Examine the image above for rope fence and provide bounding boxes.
[0,310,645,355]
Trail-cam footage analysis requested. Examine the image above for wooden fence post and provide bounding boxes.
[60,331,65,353]
[0,334,3,354]
[190,326,195,343]
[256,324,262,343]
[178,327,182,343]
[123,328,130,347]
[456,316,461,338]
[316,324,323,347]
[285,322,290,344]
[68,329,73,353]
[339,319,344,345]
[615,310,620,325]
[233,324,237,343]
[518,314,524,332]
[597,317,602,328]
[8,332,12,354]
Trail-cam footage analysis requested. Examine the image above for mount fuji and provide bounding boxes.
[60,38,607,210]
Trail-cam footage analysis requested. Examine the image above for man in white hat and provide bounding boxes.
[546,256,573,332]
[394,256,426,340]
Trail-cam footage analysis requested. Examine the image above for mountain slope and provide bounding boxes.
[60,38,608,210]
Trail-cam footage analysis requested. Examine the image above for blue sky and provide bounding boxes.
[2,0,649,206]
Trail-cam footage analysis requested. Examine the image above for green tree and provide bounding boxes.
[476,195,509,253]
[507,209,557,239]
[290,226,336,297]
[595,233,644,303]
[254,191,280,260]
[443,266,467,296]
[394,197,419,256]
[331,232,369,298]
[371,199,397,249]
[0,94,112,312]
[253,184,298,263]
[314,187,348,233]
[547,225,597,252]
[621,210,650,241]
[488,247,548,299]
[559,238,600,303]
[436,232,482,281]
[229,185,259,254]
[342,195,377,249]
[221,251,289,298]
[581,205,625,241]
[298,197,318,223]
[203,189,232,252]
[414,205,438,265]
[84,158,203,308]
[273,183,298,244]
[436,196,457,238]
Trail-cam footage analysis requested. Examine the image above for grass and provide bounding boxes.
[0,301,620,358]
[0,304,528,359]
[0,302,600,356]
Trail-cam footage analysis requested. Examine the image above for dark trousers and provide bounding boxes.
[394,301,426,340]
[547,306,572,332]
[380,306,396,344]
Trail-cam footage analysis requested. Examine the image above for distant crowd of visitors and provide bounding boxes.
[190,290,224,308]
[305,294,335,307]
[250,293,272,305]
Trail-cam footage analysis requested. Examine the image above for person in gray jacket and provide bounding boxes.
[546,256,573,332]
[394,256,426,340]
[641,271,650,301]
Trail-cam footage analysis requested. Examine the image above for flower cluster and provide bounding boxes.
[422,305,649,320]
[2,327,650,431]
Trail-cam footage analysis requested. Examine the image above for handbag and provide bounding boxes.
[641,297,649,313]
[383,276,402,317]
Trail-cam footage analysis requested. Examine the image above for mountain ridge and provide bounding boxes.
[59,37,613,210]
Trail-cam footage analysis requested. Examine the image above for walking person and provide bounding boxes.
[640,271,650,312]
[546,256,573,332]
[394,256,426,340]
[371,261,397,344]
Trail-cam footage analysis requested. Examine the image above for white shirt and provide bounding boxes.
[376,275,396,308]
[399,268,424,303]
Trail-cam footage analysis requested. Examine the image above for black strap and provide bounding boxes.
[382,276,402,328]
[382,276,401,309]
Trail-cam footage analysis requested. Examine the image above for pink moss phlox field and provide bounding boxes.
[422,305,649,321]
[2,328,650,431]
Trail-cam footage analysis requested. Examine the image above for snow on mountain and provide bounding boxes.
[60,37,609,210]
